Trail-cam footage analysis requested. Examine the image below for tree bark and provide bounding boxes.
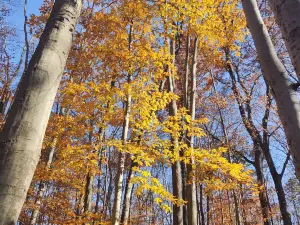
[186,37,198,225]
[242,0,300,182]
[253,146,271,225]
[0,1,82,224]
[104,159,113,219]
[206,196,210,225]
[83,171,94,213]
[112,92,131,225]
[183,35,190,109]
[182,35,190,225]
[112,24,133,225]
[199,184,205,225]
[268,0,300,79]
[121,161,136,225]
[261,143,292,225]
[168,38,184,225]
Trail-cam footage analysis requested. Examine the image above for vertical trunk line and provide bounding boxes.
[186,37,198,225]
[112,24,133,225]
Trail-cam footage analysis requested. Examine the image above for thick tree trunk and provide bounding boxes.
[268,0,300,79]
[186,37,198,225]
[0,1,82,224]
[242,0,300,181]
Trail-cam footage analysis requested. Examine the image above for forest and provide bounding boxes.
[0,0,300,224]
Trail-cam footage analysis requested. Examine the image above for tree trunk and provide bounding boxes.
[186,37,198,225]
[0,1,82,224]
[84,171,94,213]
[183,35,190,109]
[258,140,292,225]
[112,24,133,225]
[260,149,291,224]
[30,182,46,225]
[121,162,136,225]
[168,38,184,225]
[232,191,241,225]
[182,35,190,225]
[242,0,300,181]
[272,176,292,225]
[226,191,234,225]
[112,92,131,225]
[104,160,113,219]
[199,184,205,225]
[95,149,105,213]
[268,0,300,79]
[253,147,271,225]
[206,196,210,225]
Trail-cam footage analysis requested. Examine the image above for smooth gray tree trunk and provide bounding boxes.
[242,0,300,181]
[0,1,82,224]
[268,0,300,79]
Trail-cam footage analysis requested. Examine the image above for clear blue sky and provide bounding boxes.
[4,0,43,88]
[7,0,43,46]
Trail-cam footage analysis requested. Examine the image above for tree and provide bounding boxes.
[268,0,300,79]
[241,0,297,223]
[0,0,82,224]
[242,0,300,182]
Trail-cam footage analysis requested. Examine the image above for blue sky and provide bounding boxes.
[3,0,44,88]
[6,0,43,46]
